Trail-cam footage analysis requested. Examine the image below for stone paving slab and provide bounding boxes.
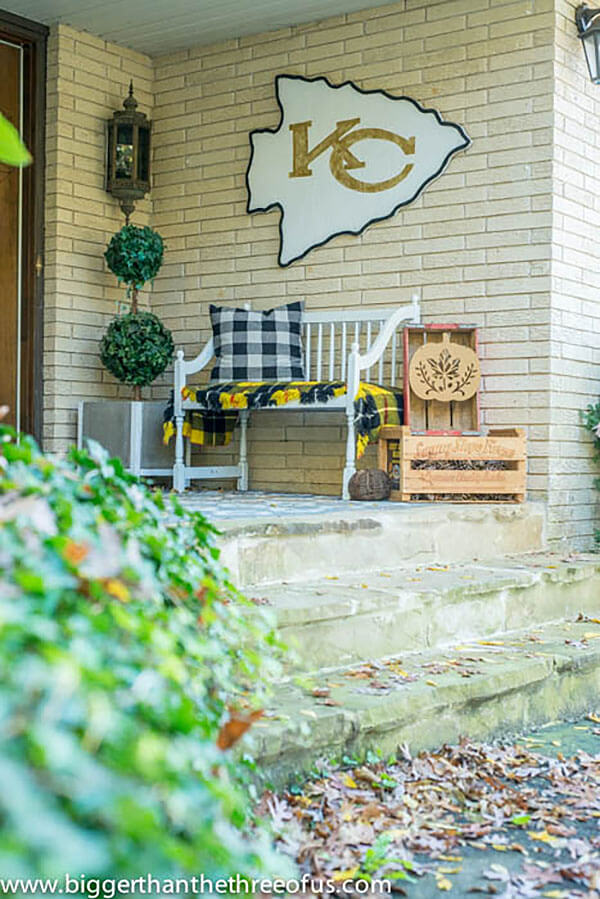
[198,496,546,586]
[248,615,600,788]
[177,489,397,522]
[253,553,600,670]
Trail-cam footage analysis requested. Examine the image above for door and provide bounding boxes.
[0,12,47,440]
[0,40,21,429]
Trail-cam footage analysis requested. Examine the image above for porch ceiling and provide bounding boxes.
[4,0,384,56]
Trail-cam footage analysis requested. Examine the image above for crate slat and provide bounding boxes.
[378,426,527,503]
[424,331,453,430]
[403,324,480,433]
[402,469,524,494]
[402,430,526,462]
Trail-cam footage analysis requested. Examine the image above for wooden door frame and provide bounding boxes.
[0,9,47,443]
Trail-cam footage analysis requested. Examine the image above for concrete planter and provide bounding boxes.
[77,400,172,478]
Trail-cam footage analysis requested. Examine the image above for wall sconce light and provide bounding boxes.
[106,82,151,222]
[576,4,600,83]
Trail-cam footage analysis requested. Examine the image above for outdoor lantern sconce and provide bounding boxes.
[576,4,600,83]
[106,82,151,222]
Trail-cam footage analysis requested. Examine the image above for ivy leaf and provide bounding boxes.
[511,814,531,826]
[0,112,31,166]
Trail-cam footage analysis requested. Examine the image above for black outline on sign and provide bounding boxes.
[245,73,471,268]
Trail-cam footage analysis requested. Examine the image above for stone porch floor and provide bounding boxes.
[176,489,392,522]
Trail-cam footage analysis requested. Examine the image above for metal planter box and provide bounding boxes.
[78,400,172,478]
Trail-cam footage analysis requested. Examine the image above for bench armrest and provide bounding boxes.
[173,338,214,414]
[347,295,421,400]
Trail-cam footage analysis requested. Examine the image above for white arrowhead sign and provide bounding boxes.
[246,75,470,267]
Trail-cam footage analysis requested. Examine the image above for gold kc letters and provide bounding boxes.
[289,118,415,193]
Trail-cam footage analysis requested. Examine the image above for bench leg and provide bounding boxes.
[184,438,192,489]
[173,414,186,493]
[238,410,249,491]
[342,408,356,500]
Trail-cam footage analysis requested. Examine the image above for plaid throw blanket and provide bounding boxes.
[163,381,403,459]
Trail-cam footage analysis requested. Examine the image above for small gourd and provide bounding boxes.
[348,469,391,501]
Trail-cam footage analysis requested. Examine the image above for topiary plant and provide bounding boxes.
[104,224,164,292]
[102,225,172,399]
[100,311,174,396]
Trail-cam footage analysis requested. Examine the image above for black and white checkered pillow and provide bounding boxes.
[209,301,305,382]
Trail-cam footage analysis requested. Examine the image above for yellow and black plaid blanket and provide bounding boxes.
[163,381,403,459]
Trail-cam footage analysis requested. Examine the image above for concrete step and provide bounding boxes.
[253,552,600,671]
[217,501,546,588]
[250,613,600,787]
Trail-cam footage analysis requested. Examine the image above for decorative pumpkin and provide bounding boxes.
[409,332,480,403]
[348,469,391,501]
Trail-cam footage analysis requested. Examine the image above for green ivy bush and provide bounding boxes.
[104,225,164,290]
[0,427,287,880]
[100,311,174,388]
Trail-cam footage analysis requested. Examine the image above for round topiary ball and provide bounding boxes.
[104,225,164,289]
[100,311,174,387]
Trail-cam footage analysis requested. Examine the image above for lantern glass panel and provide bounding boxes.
[116,123,134,179]
[138,127,150,182]
[107,125,114,181]
[583,29,600,82]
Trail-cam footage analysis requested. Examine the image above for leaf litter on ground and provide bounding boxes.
[257,729,600,898]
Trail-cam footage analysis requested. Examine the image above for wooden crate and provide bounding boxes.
[378,426,526,503]
[403,324,480,433]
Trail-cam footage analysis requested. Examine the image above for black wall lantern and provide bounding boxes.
[106,82,151,222]
[576,4,600,83]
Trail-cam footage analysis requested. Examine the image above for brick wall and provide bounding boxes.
[44,24,153,452]
[150,0,556,499]
[44,2,600,547]
[549,0,600,548]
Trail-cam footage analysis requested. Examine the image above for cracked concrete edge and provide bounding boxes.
[245,636,600,788]
[217,500,546,540]
[271,561,600,670]
[219,508,548,588]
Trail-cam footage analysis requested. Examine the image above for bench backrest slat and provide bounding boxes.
[303,307,402,385]
[316,323,323,380]
[303,306,400,323]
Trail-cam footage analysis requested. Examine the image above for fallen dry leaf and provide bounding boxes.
[260,729,600,897]
[217,708,263,750]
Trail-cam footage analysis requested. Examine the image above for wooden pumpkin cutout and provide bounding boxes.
[409,332,480,403]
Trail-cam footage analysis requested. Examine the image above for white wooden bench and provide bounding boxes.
[172,295,421,498]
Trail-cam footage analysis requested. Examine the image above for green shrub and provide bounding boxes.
[104,226,164,290]
[100,311,174,388]
[0,428,287,880]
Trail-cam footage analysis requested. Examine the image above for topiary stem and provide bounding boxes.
[133,384,142,401]
[131,286,139,315]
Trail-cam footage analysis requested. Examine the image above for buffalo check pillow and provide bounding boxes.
[209,301,305,382]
